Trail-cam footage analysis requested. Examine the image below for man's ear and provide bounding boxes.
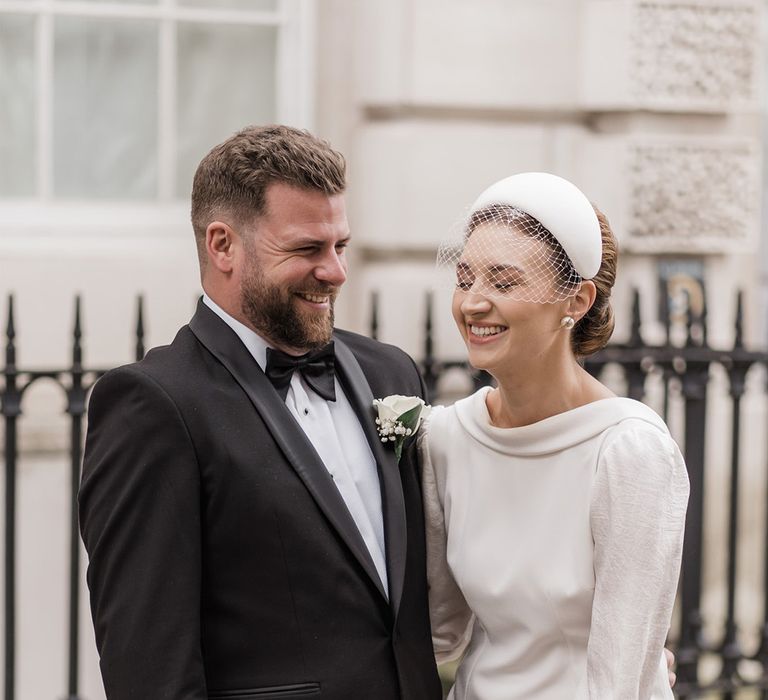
[567,280,597,322]
[205,221,237,274]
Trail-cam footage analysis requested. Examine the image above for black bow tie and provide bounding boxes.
[265,343,336,402]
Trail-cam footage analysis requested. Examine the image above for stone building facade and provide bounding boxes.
[0,1,764,697]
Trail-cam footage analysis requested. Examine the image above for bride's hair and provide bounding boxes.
[570,207,617,357]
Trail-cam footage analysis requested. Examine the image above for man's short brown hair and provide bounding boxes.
[190,124,346,263]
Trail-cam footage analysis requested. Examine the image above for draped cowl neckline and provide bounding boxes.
[453,387,668,457]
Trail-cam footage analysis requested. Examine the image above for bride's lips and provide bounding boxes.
[466,323,509,345]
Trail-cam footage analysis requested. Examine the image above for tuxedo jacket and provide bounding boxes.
[79,300,443,700]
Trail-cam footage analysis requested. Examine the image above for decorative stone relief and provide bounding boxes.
[627,139,759,252]
[630,1,758,107]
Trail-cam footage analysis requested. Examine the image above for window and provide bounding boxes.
[0,0,314,234]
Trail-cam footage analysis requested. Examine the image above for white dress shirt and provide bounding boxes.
[202,295,388,595]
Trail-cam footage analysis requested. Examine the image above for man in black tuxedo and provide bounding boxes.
[79,125,443,700]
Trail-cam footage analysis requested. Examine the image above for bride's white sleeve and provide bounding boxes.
[418,414,474,664]
[587,421,689,699]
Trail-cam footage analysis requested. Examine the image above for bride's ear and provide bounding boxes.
[567,280,597,322]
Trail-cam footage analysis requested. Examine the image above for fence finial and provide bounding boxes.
[5,294,15,367]
[629,289,642,347]
[369,291,379,341]
[734,290,744,350]
[136,295,145,361]
[72,295,82,368]
[424,290,434,364]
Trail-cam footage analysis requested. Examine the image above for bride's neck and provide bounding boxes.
[486,359,612,428]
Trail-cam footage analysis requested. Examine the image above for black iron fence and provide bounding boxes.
[1,295,144,700]
[2,290,768,699]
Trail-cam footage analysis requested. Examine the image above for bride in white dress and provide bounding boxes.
[420,173,689,699]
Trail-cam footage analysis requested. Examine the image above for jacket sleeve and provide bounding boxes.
[587,421,689,699]
[418,412,474,663]
[79,367,207,699]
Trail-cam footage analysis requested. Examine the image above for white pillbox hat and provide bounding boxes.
[469,172,602,279]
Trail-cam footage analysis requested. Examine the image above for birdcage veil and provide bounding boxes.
[436,172,602,304]
[437,204,584,303]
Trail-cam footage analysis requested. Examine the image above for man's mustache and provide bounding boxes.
[293,286,340,299]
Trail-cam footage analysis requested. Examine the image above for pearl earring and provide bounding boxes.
[560,316,575,330]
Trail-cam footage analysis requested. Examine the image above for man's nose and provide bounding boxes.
[315,250,347,286]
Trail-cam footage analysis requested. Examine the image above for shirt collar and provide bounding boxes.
[202,294,270,370]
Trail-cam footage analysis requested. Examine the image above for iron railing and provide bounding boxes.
[1,295,144,700]
[2,290,768,699]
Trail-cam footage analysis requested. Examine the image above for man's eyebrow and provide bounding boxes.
[288,234,351,248]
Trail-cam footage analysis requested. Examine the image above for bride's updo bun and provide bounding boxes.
[570,207,617,357]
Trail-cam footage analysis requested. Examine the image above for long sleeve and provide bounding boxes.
[587,421,689,699]
[418,414,474,664]
[78,367,207,699]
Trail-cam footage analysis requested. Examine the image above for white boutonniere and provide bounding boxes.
[373,395,432,462]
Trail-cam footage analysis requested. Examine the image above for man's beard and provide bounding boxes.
[241,263,336,352]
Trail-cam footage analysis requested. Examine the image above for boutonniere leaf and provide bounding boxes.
[373,394,432,462]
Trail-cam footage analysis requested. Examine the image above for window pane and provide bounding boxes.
[179,0,277,10]
[53,17,158,199]
[0,14,36,196]
[176,23,276,197]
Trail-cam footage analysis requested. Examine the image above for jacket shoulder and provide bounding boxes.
[333,328,425,397]
[333,328,417,367]
[93,325,206,395]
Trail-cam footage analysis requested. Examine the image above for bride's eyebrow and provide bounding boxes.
[487,264,526,279]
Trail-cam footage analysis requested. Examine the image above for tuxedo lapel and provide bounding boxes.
[334,337,407,617]
[188,301,388,601]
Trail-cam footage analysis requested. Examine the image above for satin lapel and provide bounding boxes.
[188,301,388,601]
[333,337,407,616]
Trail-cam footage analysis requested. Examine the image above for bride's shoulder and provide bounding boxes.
[421,403,452,439]
[422,388,488,440]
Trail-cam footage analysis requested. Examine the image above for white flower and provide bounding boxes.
[373,395,432,430]
[372,395,431,462]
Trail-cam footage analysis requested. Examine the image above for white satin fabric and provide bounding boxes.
[420,388,689,700]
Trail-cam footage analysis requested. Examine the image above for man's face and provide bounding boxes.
[239,182,350,354]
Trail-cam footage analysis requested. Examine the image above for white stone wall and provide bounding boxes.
[347,0,763,347]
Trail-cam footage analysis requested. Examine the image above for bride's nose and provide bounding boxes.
[459,288,493,315]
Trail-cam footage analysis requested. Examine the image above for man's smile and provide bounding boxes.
[297,292,330,303]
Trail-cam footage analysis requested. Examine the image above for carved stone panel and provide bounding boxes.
[626,138,759,252]
[580,0,761,111]
[631,1,759,107]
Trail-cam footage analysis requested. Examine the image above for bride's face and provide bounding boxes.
[451,223,568,374]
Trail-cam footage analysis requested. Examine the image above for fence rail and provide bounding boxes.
[2,291,768,699]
